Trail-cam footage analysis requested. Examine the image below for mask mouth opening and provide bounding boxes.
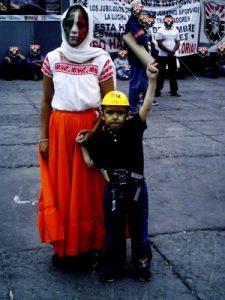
[198,47,208,57]
[30,45,41,56]
[217,44,225,55]
[139,13,155,28]
[9,47,19,58]
[164,15,174,28]
[164,22,173,28]
[118,50,128,59]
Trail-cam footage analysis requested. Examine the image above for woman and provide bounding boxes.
[38,4,115,260]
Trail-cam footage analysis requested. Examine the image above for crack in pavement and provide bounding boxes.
[150,227,225,300]
[151,240,202,300]
[1,228,224,299]
[150,227,225,238]
[19,89,40,113]
[0,164,39,169]
[1,252,14,300]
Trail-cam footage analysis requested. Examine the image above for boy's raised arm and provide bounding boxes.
[139,64,158,121]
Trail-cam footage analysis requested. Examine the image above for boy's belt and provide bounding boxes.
[101,168,144,185]
[101,169,144,211]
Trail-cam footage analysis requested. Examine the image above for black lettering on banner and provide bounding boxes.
[90,0,201,54]
[179,33,189,41]
[89,5,98,12]
[177,24,195,33]
[119,23,126,32]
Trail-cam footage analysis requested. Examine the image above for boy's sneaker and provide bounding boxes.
[135,258,152,282]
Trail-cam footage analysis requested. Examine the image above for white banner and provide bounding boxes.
[147,0,201,56]
[199,1,225,51]
[89,0,130,51]
[70,0,201,56]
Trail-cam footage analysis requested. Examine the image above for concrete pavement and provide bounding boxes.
[0,76,225,299]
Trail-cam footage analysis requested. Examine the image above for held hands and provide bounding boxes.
[76,129,94,144]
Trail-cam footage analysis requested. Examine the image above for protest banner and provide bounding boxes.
[72,0,201,56]
[199,0,225,51]
[147,0,201,56]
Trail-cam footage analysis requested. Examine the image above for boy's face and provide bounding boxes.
[102,105,129,131]
[64,8,88,47]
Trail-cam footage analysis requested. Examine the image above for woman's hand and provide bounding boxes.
[39,140,49,160]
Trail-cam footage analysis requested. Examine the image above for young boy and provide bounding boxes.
[76,64,158,282]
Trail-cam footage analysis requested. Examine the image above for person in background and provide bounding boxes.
[3,46,27,80]
[38,3,115,267]
[26,44,44,81]
[155,14,181,97]
[139,12,158,60]
[114,49,130,80]
[217,43,225,76]
[198,46,209,76]
[125,0,157,112]
[76,63,158,283]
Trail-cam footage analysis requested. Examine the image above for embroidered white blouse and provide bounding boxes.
[42,49,114,111]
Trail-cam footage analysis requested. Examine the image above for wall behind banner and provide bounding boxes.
[0,0,69,77]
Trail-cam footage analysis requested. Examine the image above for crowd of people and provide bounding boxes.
[198,44,225,78]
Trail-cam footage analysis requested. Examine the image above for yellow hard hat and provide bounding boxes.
[101,91,130,106]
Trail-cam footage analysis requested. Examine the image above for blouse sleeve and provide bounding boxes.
[41,54,53,78]
[99,58,114,83]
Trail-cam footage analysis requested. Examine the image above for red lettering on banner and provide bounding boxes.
[178,43,197,55]
[55,63,98,75]
[109,38,124,50]
[90,40,106,50]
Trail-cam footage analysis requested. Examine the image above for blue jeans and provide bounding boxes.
[103,181,152,274]
[116,68,130,80]
[129,63,148,112]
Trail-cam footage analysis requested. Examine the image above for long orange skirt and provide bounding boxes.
[38,110,105,257]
